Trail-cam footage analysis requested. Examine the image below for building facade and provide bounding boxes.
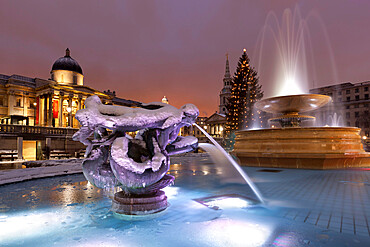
[309,81,370,138]
[0,48,139,160]
[0,48,138,128]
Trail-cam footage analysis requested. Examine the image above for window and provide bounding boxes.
[73,75,77,84]
[355,95,360,100]
[355,88,359,93]
[355,121,359,127]
[346,105,350,109]
[355,104,359,108]
[347,96,350,102]
[346,112,350,119]
[365,94,369,100]
[0,97,3,106]
[365,87,369,92]
[346,90,350,94]
[355,112,359,117]
[15,98,21,107]
[338,91,342,95]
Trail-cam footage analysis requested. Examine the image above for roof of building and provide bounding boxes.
[51,48,83,75]
[205,112,226,124]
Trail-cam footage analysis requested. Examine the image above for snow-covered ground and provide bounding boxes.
[0,159,83,185]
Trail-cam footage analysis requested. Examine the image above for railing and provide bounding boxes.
[0,124,78,137]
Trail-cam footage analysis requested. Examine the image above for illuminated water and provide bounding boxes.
[194,123,265,203]
[254,7,338,97]
[1,156,370,246]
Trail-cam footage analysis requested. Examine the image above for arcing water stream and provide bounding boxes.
[193,123,265,203]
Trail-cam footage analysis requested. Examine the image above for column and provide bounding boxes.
[45,138,51,159]
[23,94,28,118]
[59,93,64,127]
[43,95,48,126]
[78,96,82,110]
[48,94,53,127]
[17,137,23,160]
[68,95,73,127]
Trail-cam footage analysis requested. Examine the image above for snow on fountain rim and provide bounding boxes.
[79,95,198,130]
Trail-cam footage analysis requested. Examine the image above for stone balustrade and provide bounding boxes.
[0,124,78,137]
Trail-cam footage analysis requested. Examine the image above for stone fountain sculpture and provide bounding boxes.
[233,94,370,169]
[73,95,199,217]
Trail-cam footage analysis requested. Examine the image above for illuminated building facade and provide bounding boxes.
[0,48,138,127]
[0,48,139,160]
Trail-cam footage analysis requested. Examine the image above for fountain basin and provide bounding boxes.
[255,94,332,127]
[234,127,370,169]
[255,94,332,114]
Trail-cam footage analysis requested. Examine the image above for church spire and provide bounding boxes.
[224,53,231,79]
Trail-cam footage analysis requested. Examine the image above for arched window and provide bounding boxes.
[73,75,77,84]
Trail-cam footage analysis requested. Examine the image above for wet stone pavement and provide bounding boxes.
[0,154,370,246]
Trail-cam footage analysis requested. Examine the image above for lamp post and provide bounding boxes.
[67,107,72,127]
[33,102,37,126]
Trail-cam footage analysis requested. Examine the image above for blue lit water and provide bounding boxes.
[1,155,369,246]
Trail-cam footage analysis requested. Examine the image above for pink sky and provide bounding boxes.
[1,0,370,116]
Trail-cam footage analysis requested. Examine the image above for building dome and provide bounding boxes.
[51,48,84,85]
[51,48,83,75]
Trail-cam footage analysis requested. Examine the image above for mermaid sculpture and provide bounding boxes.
[73,95,199,216]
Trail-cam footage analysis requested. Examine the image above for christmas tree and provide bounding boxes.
[225,49,263,135]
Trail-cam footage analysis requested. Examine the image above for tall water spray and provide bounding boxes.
[253,7,338,97]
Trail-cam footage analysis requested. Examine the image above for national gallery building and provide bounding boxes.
[0,48,138,127]
[0,49,138,161]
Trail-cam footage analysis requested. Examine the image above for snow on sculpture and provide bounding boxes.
[73,95,199,216]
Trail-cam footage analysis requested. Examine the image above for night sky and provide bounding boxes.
[1,0,370,116]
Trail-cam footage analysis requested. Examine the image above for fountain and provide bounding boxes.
[328,112,343,127]
[73,95,199,218]
[232,8,370,169]
[233,94,370,169]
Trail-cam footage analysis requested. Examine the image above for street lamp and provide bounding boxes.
[66,107,72,127]
[33,102,37,126]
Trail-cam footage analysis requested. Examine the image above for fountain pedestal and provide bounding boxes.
[234,127,370,169]
[112,190,168,219]
[234,94,370,169]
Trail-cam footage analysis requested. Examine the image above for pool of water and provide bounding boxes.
[0,155,369,246]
